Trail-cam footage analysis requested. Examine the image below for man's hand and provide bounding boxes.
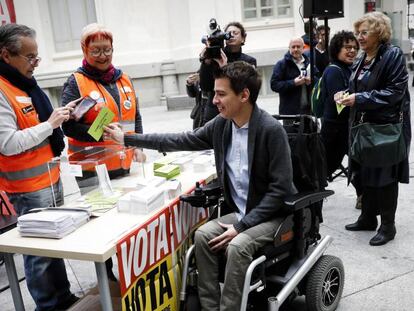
[208,222,238,252]
[304,76,311,85]
[294,75,306,86]
[47,104,75,129]
[103,123,124,144]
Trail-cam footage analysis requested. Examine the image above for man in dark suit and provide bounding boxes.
[104,61,296,310]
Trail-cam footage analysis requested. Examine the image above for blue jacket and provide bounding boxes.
[322,61,352,122]
[270,52,315,115]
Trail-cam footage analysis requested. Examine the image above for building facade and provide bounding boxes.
[5,0,410,107]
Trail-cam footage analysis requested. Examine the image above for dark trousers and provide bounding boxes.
[320,121,348,177]
[358,182,398,227]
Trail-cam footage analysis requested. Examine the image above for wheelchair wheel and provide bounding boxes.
[305,255,344,311]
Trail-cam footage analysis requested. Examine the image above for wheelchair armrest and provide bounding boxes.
[283,190,334,211]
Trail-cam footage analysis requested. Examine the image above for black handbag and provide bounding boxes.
[350,112,406,167]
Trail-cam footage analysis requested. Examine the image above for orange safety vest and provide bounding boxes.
[68,72,137,173]
[0,76,59,193]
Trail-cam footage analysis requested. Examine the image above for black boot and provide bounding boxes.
[346,187,378,231]
[369,183,398,246]
[369,224,396,246]
[345,220,377,231]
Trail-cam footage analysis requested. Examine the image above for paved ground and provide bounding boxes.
[1,87,413,310]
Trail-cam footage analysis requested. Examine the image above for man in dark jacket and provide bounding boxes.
[104,61,296,310]
[270,37,316,116]
[198,21,256,125]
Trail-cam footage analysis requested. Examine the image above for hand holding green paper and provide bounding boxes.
[335,91,350,114]
[87,107,115,141]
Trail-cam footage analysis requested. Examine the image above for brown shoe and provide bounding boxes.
[355,195,362,209]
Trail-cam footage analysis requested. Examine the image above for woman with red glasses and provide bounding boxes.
[61,23,146,281]
[61,23,146,177]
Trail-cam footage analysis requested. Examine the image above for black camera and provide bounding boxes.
[201,18,232,59]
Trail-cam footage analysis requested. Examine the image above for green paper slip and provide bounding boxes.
[87,107,115,141]
[336,103,345,115]
[154,164,181,179]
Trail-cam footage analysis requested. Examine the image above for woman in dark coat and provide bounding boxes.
[336,12,411,246]
[321,31,359,180]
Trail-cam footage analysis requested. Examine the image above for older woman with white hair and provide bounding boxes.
[336,12,411,246]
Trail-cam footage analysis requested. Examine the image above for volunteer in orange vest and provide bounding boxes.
[0,24,78,311]
[61,23,146,180]
[61,23,145,282]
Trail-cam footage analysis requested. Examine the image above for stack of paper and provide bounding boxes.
[154,164,181,180]
[136,176,166,190]
[17,209,90,239]
[117,186,165,214]
[171,156,193,171]
[153,155,177,170]
[193,155,214,172]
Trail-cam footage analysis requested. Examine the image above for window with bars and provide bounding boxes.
[242,0,292,20]
[48,0,97,52]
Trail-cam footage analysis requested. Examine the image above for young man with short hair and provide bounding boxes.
[104,61,296,310]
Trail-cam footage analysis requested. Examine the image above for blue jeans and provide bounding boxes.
[7,181,73,311]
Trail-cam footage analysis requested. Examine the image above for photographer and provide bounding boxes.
[199,20,256,125]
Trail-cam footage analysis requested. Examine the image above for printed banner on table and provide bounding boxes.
[116,182,209,311]
[0,0,16,24]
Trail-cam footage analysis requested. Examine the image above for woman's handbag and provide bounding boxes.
[350,112,406,167]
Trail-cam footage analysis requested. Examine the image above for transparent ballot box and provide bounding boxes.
[48,145,135,213]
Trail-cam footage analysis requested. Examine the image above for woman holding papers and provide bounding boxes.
[61,23,146,179]
[336,12,411,246]
[320,31,358,180]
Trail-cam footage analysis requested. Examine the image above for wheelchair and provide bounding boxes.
[179,115,344,311]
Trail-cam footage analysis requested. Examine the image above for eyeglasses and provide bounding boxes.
[354,30,370,37]
[89,48,113,57]
[17,54,41,66]
[343,45,359,52]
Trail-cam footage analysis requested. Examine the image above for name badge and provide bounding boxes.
[123,100,132,110]
[122,86,132,93]
[16,96,32,104]
[21,105,35,114]
[89,90,100,100]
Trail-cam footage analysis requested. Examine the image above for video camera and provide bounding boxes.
[201,18,232,59]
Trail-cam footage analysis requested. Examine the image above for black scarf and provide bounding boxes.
[0,61,65,156]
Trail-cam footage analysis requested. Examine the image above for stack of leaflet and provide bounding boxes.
[153,155,177,170]
[117,186,165,214]
[154,164,180,180]
[17,208,90,239]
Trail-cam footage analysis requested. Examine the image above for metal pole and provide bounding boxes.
[309,16,315,90]
[95,262,114,311]
[324,17,329,52]
[4,253,25,311]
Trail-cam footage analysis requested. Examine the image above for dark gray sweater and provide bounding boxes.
[124,104,296,232]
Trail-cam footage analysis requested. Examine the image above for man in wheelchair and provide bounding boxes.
[104,61,297,310]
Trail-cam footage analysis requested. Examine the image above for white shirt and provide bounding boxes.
[225,121,249,220]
